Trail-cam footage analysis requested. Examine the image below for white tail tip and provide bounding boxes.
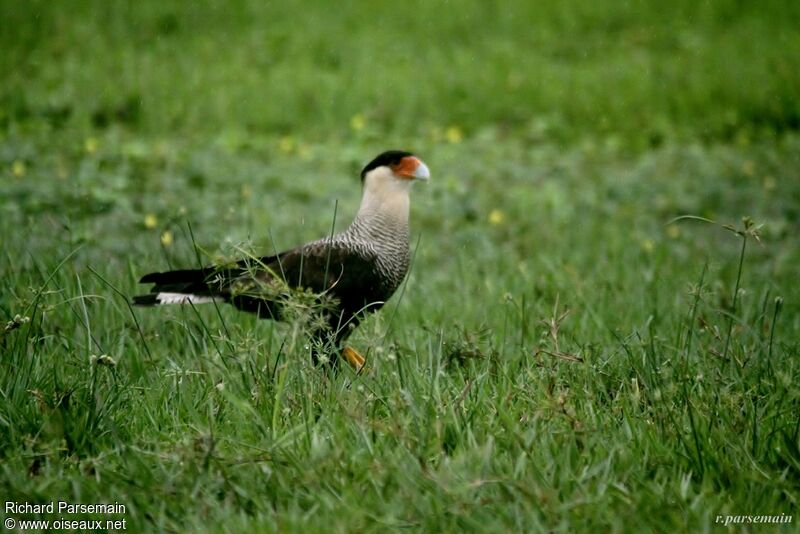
[156,292,220,305]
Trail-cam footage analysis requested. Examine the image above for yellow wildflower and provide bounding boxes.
[160,230,173,246]
[445,126,463,144]
[144,214,158,229]
[488,209,505,225]
[350,113,366,131]
[11,160,26,177]
[640,239,655,253]
[278,136,295,154]
[85,137,98,154]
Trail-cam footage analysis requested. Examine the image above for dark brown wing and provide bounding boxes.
[226,242,390,325]
[136,241,391,338]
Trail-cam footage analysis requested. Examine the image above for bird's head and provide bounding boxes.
[360,151,430,193]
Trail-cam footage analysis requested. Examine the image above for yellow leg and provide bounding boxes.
[342,346,365,372]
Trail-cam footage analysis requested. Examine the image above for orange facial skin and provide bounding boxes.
[392,156,422,179]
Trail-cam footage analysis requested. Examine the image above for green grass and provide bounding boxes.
[1,0,799,531]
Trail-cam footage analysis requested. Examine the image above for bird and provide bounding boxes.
[133,150,430,370]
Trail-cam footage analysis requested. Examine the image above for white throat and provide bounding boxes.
[353,167,411,232]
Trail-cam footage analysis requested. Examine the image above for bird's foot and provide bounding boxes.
[342,346,365,372]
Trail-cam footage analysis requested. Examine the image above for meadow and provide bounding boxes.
[1,0,799,531]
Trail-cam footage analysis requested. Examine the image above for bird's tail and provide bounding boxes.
[133,268,223,306]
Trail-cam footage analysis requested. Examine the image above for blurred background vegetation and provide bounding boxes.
[1,1,799,530]
[2,0,799,145]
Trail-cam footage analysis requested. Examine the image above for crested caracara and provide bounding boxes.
[133,150,430,370]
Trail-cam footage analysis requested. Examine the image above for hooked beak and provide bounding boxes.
[413,160,430,181]
[395,156,431,181]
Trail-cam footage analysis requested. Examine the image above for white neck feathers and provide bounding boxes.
[351,167,411,234]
